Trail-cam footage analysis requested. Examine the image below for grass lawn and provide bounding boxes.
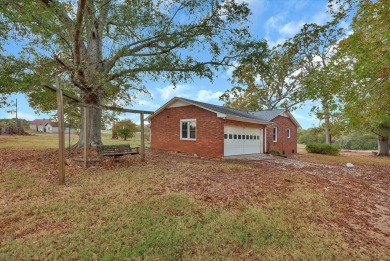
[297,144,390,166]
[0,131,149,150]
[0,136,389,260]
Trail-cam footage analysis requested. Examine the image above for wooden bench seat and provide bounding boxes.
[97,144,139,158]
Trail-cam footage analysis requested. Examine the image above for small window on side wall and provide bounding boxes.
[287,128,291,139]
[180,119,196,140]
[273,127,278,142]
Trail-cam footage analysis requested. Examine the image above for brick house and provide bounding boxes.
[147,97,301,158]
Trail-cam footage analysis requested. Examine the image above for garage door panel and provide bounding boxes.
[224,125,261,156]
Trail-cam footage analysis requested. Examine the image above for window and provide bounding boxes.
[287,128,291,139]
[180,119,196,140]
[242,135,246,140]
[238,135,241,139]
[273,127,278,142]
[234,134,237,139]
[224,134,227,139]
[229,134,232,139]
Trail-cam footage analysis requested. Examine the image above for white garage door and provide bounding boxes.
[224,125,262,156]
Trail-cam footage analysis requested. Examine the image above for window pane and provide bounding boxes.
[242,135,245,140]
[233,134,237,139]
[224,134,227,139]
[273,128,277,141]
[229,134,232,139]
[190,130,196,139]
[189,122,196,139]
[238,135,241,139]
[182,122,188,138]
[246,135,249,139]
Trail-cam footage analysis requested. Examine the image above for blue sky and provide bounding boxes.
[0,0,336,129]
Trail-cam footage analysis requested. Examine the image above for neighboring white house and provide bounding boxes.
[46,123,76,133]
[30,119,52,132]
[29,120,76,133]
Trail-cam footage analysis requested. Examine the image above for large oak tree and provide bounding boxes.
[0,0,254,147]
[220,42,307,111]
[335,0,390,155]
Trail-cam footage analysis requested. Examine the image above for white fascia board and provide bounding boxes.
[147,97,224,121]
[225,116,273,125]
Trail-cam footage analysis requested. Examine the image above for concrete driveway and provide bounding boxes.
[223,153,277,161]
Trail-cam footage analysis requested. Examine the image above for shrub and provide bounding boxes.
[306,143,340,156]
[270,150,282,156]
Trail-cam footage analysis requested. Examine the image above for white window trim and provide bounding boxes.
[180,119,197,141]
[287,128,291,139]
[273,127,278,142]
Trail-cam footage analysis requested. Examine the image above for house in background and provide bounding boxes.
[29,119,76,133]
[46,122,76,134]
[147,97,301,158]
[29,119,52,132]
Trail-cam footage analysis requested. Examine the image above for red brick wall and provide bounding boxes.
[150,106,268,158]
[265,115,298,154]
[150,105,224,158]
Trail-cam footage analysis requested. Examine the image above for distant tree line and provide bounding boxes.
[298,128,383,150]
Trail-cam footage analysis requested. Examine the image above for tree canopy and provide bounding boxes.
[220,42,307,111]
[0,0,255,146]
[113,119,137,141]
[335,0,390,155]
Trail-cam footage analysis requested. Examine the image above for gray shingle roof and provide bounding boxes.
[178,97,273,122]
[249,109,286,121]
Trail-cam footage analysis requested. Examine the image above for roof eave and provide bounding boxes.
[224,115,272,125]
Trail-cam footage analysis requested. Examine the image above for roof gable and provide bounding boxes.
[30,119,52,125]
[147,97,274,125]
[249,109,286,121]
[250,110,301,128]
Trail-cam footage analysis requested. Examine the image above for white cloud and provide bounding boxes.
[267,37,287,47]
[155,84,224,104]
[156,84,192,100]
[6,112,36,121]
[136,100,160,109]
[196,90,224,102]
[312,12,331,25]
[265,13,286,36]
[279,20,305,37]
[290,0,308,10]
[292,112,318,122]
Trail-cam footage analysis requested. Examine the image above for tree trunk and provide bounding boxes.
[76,93,103,148]
[377,136,389,156]
[323,103,331,144]
[112,121,118,139]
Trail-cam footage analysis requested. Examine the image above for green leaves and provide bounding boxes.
[221,40,306,111]
[335,0,390,138]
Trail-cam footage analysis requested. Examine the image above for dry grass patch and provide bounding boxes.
[1,139,389,260]
[1,166,372,260]
[297,151,390,166]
